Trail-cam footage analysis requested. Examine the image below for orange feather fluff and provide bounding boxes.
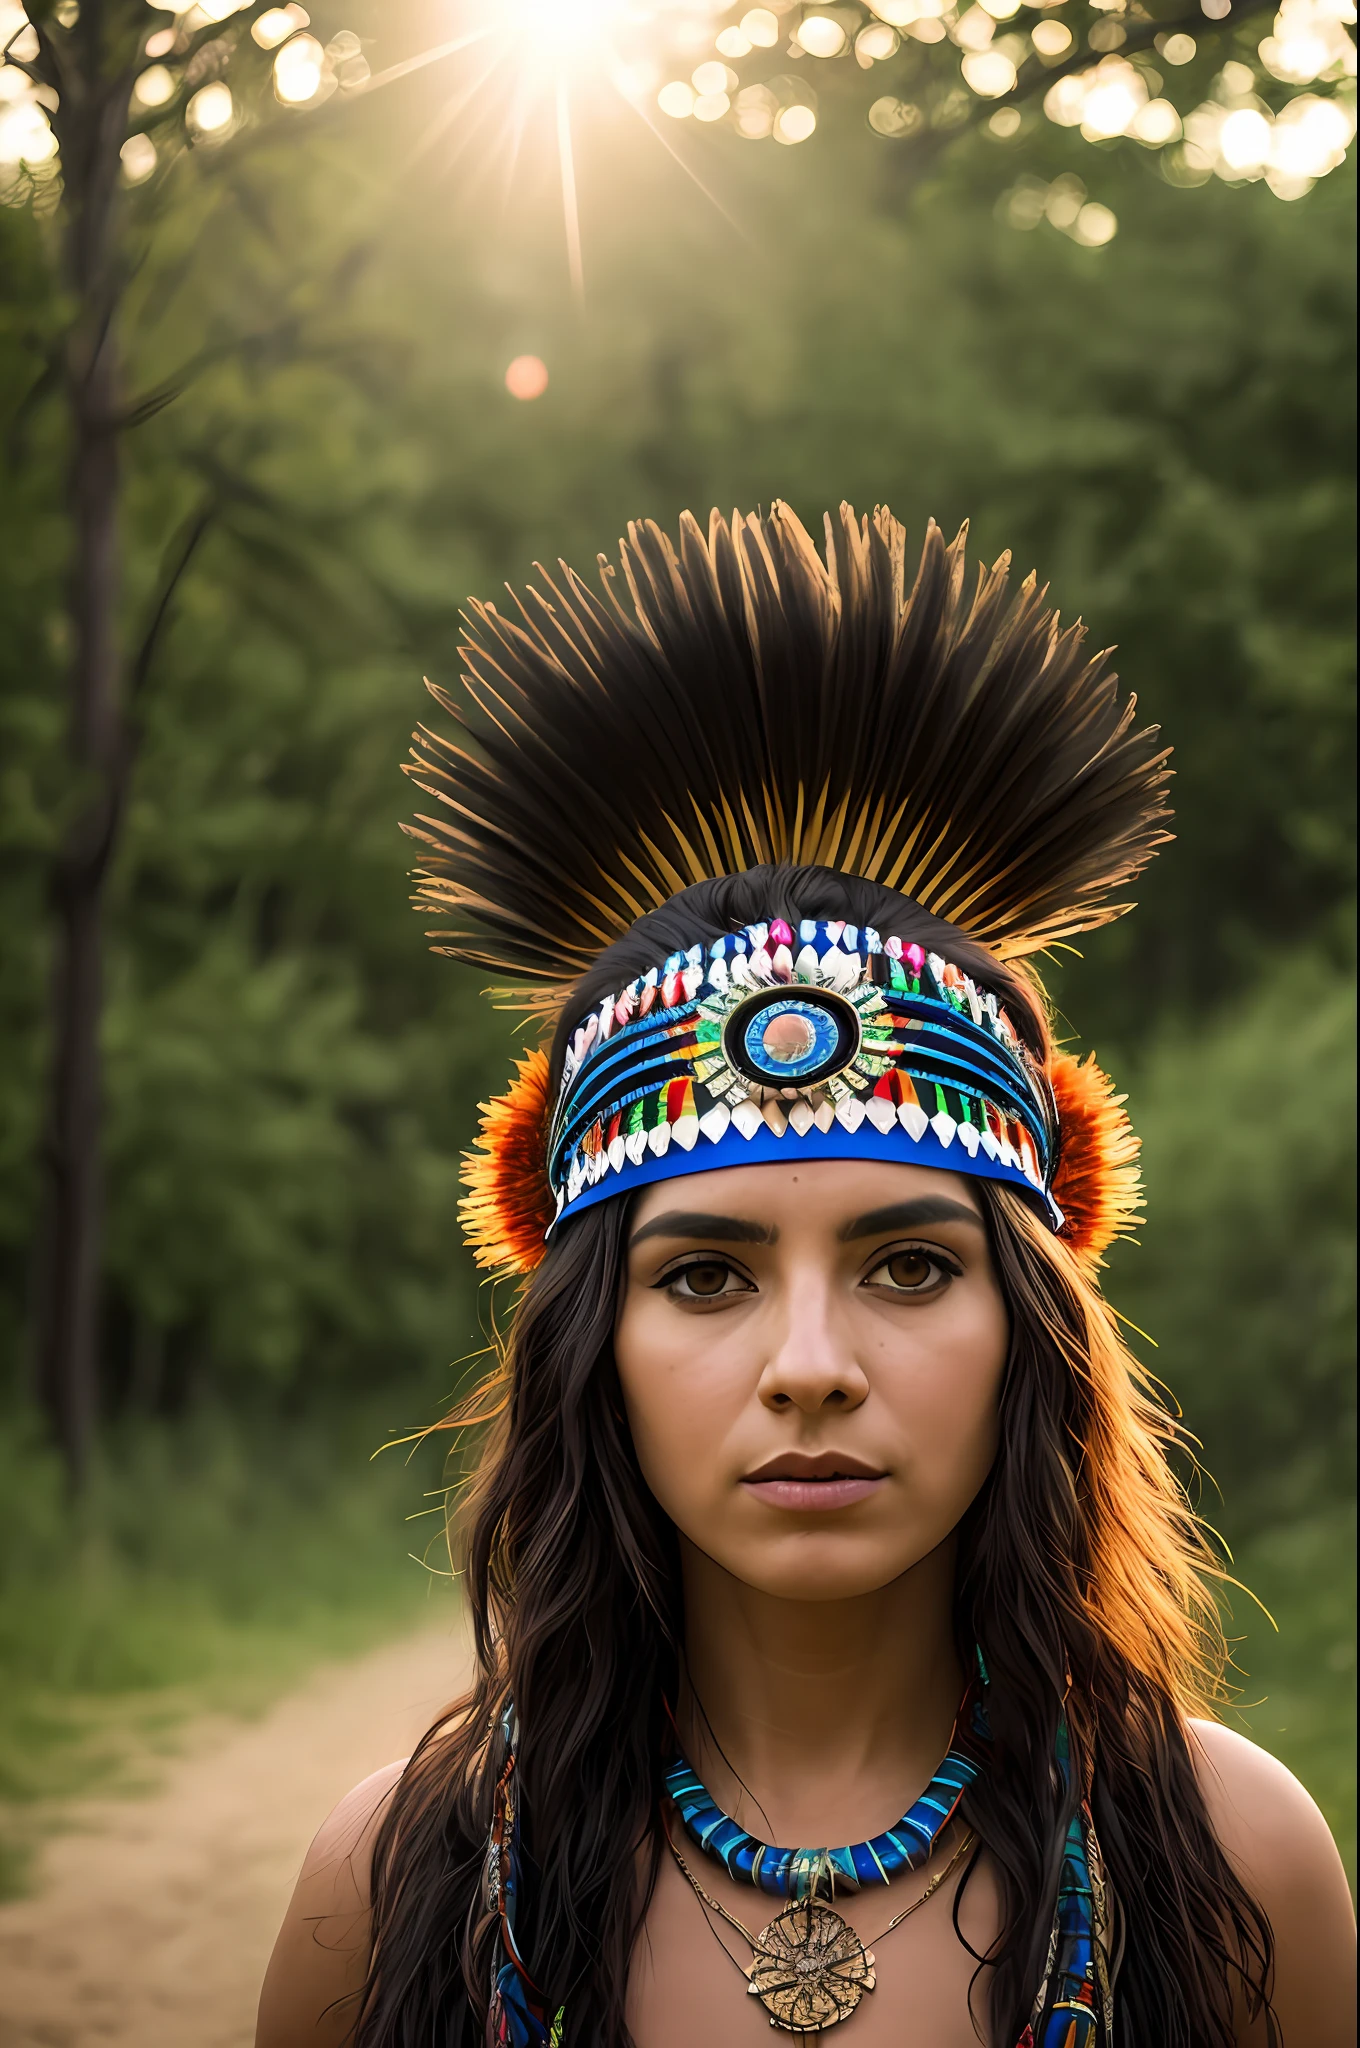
[460,1044,1142,1278]
[1048,1048,1142,1271]
[459,1049,554,1276]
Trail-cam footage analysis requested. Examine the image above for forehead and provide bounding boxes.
[626,1156,984,1231]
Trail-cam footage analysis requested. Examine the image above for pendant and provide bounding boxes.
[745,1896,876,2034]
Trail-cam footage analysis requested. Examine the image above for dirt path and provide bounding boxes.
[0,1619,471,2048]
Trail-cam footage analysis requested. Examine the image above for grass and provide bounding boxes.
[0,1397,455,1898]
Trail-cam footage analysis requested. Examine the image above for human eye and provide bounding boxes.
[861,1244,961,1297]
[652,1257,756,1307]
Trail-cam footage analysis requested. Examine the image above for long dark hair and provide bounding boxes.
[353,867,1275,2048]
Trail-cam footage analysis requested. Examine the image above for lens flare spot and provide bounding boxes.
[274,33,326,103]
[797,13,848,56]
[133,64,175,108]
[120,133,158,182]
[740,6,782,46]
[188,82,234,133]
[505,355,549,400]
[253,6,309,49]
[774,101,817,142]
[657,78,696,117]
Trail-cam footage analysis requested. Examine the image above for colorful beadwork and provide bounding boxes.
[546,918,1061,1234]
[459,925,1143,1282]
[664,1741,979,1899]
[484,1708,565,2048]
[486,1693,1112,2046]
[1020,1719,1112,2048]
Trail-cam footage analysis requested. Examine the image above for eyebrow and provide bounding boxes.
[628,1210,778,1249]
[838,1198,985,1241]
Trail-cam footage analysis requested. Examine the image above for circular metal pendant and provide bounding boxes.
[746,1898,877,2034]
[722,987,862,1091]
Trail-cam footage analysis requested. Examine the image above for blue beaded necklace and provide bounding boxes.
[485,1689,1112,2046]
[657,1683,1111,2043]
[660,1713,981,2032]
[663,1734,979,1900]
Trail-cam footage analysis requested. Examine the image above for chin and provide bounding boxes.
[722,1537,939,1604]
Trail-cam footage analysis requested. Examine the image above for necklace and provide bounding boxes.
[664,1810,977,2034]
[486,1693,1113,2048]
[664,1724,978,1900]
[661,1715,979,2033]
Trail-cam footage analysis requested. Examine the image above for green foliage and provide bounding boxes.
[0,36,1352,1890]
[108,940,436,1386]
[1106,952,1356,1869]
[1109,949,1356,1529]
[1231,1504,1356,1880]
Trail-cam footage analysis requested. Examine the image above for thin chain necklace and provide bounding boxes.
[662,1805,977,2035]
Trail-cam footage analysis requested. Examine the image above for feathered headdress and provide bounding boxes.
[410,505,1168,1277]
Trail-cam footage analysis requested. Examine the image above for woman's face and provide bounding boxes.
[613,1158,1009,1603]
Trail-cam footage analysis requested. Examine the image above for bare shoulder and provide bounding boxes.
[1188,1719,1355,2046]
[1188,1719,1349,1888]
[254,1759,407,2048]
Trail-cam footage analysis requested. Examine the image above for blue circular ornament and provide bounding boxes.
[724,989,860,1088]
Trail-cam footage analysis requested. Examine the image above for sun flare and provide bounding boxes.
[502,0,631,69]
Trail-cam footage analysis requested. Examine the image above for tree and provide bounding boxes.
[2,0,340,1478]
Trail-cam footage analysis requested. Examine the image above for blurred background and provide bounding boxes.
[0,0,1354,1934]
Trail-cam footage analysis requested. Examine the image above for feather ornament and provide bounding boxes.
[1048,1050,1142,1270]
[405,503,1171,993]
[460,1050,554,1275]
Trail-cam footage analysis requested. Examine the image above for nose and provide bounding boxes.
[755,1267,870,1415]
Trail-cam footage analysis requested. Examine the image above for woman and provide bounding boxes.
[257,506,1354,2047]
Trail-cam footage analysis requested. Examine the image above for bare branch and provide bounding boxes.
[8,8,68,96]
[119,381,189,432]
[128,494,221,707]
[115,320,309,433]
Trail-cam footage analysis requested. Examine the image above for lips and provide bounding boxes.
[744,1450,884,1482]
[741,1450,887,1512]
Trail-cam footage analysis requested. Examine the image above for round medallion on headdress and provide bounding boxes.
[724,989,861,1089]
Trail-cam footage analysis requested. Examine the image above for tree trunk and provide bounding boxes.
[32,4,130,1486]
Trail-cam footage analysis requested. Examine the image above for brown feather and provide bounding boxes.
[406,502,1171,984]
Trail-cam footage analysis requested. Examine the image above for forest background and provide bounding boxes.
[0,0,1354,1896]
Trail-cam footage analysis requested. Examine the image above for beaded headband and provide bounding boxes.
[549,918,1057,1228]
[461,917,1141,1278]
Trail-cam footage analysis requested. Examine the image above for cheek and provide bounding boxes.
[614,1294,750,1529]
[880,1291,1008,1517]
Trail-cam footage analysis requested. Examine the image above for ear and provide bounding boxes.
[1048,1049,1142,1271]
[460,1050,554,1276]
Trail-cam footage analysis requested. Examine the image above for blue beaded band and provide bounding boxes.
[663,1742,980,1900]
[547,918,1061,1234]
